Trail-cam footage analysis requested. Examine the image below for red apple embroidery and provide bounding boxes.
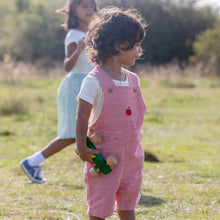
[126,106,132,116]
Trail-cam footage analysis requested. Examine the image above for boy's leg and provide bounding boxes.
[89,216,105,220]
[117,210,136,220]
[20,138,75,183]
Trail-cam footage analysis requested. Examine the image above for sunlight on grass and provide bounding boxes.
[0,64,220,219]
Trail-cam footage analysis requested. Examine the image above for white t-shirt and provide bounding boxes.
[77,73,140,126]
[65,29,94,74]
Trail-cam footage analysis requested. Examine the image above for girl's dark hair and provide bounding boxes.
[57,0,97,31]
[86,7,146,65]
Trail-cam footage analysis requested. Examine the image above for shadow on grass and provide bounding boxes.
[48,183,85,189]
[0,130,15,136]
[139,195,165,207]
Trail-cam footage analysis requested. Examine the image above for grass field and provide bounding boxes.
[0,68,220,219]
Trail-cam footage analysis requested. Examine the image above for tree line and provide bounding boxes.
[0,0,220,73]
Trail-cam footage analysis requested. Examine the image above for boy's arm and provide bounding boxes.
[76,99,99,164]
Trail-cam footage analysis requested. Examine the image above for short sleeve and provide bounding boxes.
[65,29,85,47]
[77,75,100,105]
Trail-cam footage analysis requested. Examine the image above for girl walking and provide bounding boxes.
[20,0,97,184]
[76,7,147,220]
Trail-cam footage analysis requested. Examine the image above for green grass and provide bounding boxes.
[0,74,220,219]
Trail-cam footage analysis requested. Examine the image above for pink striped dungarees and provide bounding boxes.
[85,67,146,218]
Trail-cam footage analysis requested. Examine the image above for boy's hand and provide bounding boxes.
[77,146,100,164]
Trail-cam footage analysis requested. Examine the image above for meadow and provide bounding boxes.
[0,61,220,219]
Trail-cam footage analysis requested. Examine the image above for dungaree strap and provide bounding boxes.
[89,67,115,88]
[125,69,139,87]
[89,67,139,88]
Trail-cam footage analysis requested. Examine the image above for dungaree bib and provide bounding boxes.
[85,67,146,218]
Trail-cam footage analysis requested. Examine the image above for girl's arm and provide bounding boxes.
[64,37,85,72]
[75,99,99,164]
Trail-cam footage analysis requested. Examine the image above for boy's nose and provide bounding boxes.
[138,46,142,55]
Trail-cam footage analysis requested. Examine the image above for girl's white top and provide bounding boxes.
[78,73,140,126]
[65,29,94,74]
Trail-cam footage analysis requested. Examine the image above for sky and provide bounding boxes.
[196,0,220,8]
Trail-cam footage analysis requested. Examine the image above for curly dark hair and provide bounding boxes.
[86,7,146,65]
[57,0,97,31]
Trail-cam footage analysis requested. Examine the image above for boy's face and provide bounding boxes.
[117,43,143,66]
[75,0,96,25]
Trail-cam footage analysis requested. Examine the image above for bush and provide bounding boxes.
[0,0,66,63]
[0,0,218,65]
[191,20,220,75]
[0,96,29,116]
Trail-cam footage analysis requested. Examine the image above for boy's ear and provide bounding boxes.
[113,43,122,54]
[114,42,128,51]
[114,43,120,51]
